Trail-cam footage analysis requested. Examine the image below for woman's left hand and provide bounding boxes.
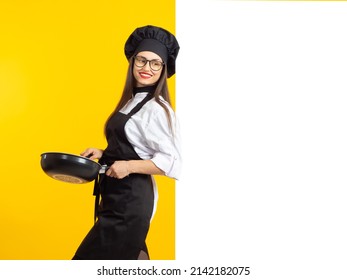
[106,161,131,179]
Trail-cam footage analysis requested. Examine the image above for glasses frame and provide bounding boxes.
[134,55,164,72]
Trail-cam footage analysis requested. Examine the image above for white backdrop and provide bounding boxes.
[176,1,347,279]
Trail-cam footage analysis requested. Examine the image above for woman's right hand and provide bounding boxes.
[80,148,104,160]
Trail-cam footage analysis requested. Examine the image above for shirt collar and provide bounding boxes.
[133,85,157,96]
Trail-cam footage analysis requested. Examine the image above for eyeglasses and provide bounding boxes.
[134,56,164,71]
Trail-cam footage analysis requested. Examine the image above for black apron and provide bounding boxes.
[73,92,155,260]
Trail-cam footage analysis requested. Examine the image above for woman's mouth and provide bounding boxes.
[139,72,152,79]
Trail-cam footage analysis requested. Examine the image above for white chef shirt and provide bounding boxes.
[119,91,182,218]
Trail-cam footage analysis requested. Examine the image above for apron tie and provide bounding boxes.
[93,173,105,222]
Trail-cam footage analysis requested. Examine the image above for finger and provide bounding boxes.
[80,149,92,157]
[106,169,111,176]
[88,154,98,160]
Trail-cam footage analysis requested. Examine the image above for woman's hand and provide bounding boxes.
[106,161,131,179]
[105,160,164,179]
[80,148,103,160]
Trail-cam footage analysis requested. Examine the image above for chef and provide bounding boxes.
[72,25,181,260]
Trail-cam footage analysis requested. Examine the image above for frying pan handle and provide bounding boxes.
[99,165,109,174]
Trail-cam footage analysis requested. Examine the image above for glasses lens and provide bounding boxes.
[150,60,163,71]
[134,56,146,67]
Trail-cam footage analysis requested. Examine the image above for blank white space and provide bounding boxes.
[176,1,347,279]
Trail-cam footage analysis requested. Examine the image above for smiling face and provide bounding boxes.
[133,51,164,87]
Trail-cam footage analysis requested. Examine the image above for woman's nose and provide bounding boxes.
[142,61,151,70]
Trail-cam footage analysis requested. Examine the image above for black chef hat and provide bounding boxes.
[124,25,180,78]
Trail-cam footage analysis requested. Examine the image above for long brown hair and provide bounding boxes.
[104,56,173,135]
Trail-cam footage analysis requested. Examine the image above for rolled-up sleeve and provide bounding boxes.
[144,109,182,180]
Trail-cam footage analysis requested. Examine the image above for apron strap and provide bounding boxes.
[93,174,105,222]
[128,92,154,117]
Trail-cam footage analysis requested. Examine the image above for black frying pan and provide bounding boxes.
[40,152,108,184]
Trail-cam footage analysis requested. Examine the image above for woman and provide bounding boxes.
[72,25,181,260]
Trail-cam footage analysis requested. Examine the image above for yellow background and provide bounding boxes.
[0,0,176,260]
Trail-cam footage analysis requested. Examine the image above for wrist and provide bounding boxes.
[127,160,136,174]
